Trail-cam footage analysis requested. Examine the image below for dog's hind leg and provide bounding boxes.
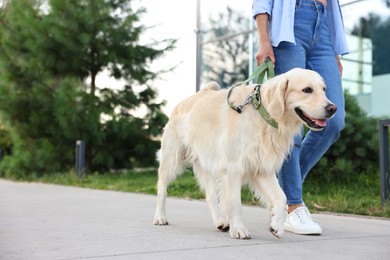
[250,173,287,238]
[153,136,185,226]
[217,174,230,231]
[193,164,229,231]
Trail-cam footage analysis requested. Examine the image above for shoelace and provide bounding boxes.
[295,207,313,224]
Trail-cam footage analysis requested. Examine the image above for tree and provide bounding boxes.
[0,0,173,176]
[202,6,250,88]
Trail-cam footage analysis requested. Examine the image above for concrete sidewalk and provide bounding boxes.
[0,179,389,260]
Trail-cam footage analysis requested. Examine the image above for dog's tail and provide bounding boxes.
[201,81,221,91]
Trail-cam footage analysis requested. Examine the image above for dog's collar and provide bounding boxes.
[252,85,279,129]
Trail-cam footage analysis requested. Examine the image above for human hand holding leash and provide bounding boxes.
[256,42,275,66]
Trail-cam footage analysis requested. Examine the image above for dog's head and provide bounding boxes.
[264,68,336,131]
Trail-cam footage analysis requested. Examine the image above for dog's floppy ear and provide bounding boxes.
[266,76,288,120]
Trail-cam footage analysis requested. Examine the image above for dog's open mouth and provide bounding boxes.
[295,107,326,130]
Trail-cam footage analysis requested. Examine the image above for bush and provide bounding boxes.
[310,91,380,183]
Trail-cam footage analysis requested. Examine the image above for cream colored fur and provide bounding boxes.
[153,68,334,239]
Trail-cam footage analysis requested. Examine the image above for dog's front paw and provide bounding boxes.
[229,224,251,239]
[153,214,168,225]
[269,209,286,238]
[269,226,284,238]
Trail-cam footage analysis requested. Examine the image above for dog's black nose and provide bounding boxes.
[325,104,337,118]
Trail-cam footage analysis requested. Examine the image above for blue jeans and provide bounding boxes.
[273,0,345,205]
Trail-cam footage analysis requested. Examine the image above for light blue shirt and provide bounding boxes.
[252,0,349,55]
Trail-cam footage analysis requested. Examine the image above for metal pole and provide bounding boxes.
[195,0,202,92]
[340,0,369,7]
[357,19,363,94]
[75,140,85,178]
[379,119,390,205]
[248,19,255,81]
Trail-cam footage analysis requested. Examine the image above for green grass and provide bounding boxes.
[303,177,390,217]
[6,169,390,218]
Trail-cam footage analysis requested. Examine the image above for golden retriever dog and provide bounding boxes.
[153,68,336,239]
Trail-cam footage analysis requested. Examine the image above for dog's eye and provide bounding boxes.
[302,87,313,94]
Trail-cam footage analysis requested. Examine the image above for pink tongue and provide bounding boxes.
[314,119,327,127]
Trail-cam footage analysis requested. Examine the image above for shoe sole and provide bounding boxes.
[284,224,322,235]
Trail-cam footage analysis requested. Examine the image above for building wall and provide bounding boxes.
[341,34,372,96]
[371,74,390,117]
[340,35,389,118]
[354,93,371,115]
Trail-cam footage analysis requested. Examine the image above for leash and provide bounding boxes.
[227,57,278,129]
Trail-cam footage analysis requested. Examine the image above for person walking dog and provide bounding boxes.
[252,0,349,235]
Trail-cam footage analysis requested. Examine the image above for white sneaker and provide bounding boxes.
[284,206,322,235]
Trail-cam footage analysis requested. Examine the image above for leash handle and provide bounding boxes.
[227,57,274,113]
[246,57,274,85]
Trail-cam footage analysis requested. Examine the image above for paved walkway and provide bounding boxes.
[1,179,390,260]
